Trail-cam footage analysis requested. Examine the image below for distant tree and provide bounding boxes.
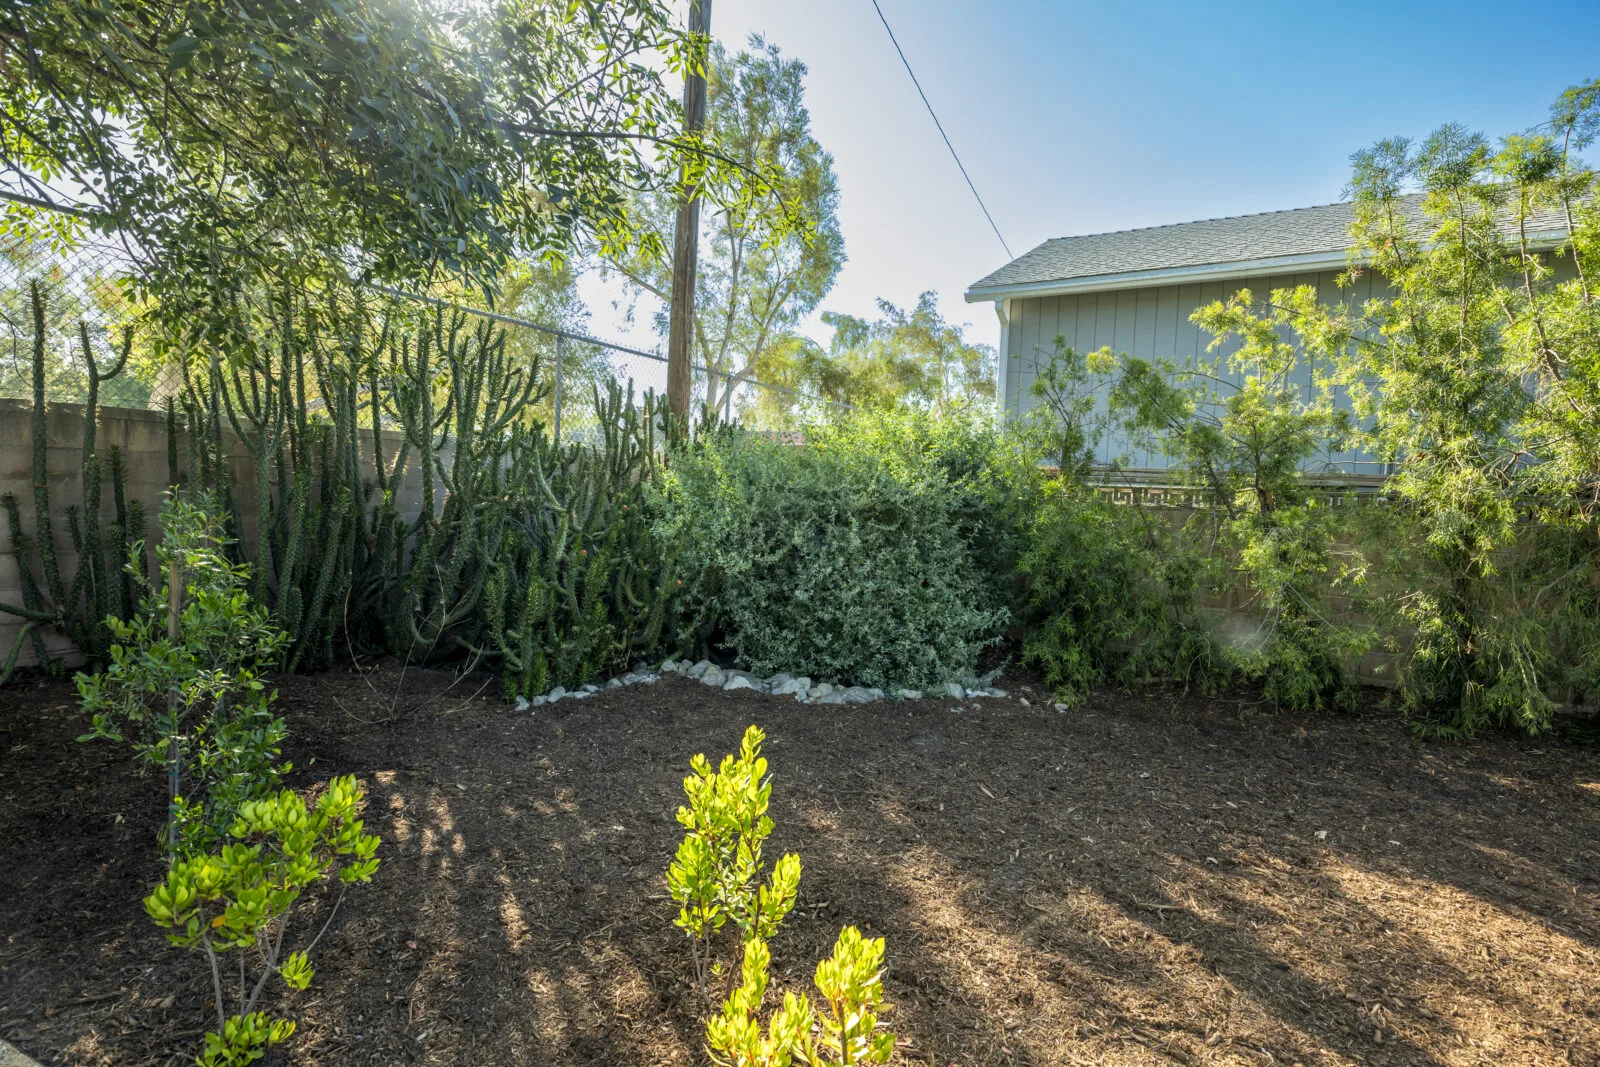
[608,36,844,414]
[814,293,995,412]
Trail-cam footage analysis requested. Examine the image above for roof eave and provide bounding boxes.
[964,249,1352,303]
[964,229,1571,303]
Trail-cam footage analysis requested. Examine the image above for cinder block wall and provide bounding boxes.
[0,399,430,669]
[1118,496,1405,689]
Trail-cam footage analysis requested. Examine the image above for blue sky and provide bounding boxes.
[583,0,1600,353]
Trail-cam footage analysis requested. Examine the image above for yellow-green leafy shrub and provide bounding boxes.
[144,775,380,1066]
[669,726,895,1066]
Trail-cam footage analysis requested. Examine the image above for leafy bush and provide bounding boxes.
[667,724,801,1010]
[807,406,1043,598]
[1017,484,1218,701]
[78,492,290,854]
[145,775,381,1067]
[1110,297,1374,712]
[708,926,895,1067]
[658,412,1009,689]
[668,726,895,1067]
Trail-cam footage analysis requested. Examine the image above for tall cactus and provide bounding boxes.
[1,283,139,680]
[5,277,682,696]
[396,311,543,662]
[484,380,676,697]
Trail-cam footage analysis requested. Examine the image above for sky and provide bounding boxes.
[580,0,1600,355]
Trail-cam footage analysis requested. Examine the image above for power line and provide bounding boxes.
[867,0,1013,260]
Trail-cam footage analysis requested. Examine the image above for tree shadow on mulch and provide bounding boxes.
[2,666,1598,1066]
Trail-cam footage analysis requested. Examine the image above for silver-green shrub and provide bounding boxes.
[657,411,1008,690]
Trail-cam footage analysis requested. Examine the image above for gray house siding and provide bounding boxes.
[976,196,1578,479]
[1001,268,1386,476]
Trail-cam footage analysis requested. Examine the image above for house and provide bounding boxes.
[964,195,1573,479]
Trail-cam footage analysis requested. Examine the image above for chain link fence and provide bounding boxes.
[0,232,169,409]
[0,232,846,436]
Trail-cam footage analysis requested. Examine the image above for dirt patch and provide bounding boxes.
[2,666,1599,1066]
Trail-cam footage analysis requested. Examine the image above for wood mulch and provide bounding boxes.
[2,665,1598,1066]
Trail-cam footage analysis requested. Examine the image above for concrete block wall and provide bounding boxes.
[0,399,430,670]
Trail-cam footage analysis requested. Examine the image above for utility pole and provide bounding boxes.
[666,0,712,419]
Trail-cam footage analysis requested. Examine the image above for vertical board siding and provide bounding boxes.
[1002,268,1384,473]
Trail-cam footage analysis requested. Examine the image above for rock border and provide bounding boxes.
[514,659,1009,710]
[1,1039,43,1067]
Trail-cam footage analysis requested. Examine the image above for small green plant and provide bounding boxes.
[669,726,895,1066]
[78,492,291,854]
[667,724,801,1008]
[708,926,895,1067]
[144,775,381,1067]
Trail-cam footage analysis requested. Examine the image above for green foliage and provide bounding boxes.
[1113,292,1372,711]
[668,725,801,1010]
[659,411,1008,689]
[1018,484,1218,702]
[1006,81,1600,732]
[672,726,895,1067]
[810,293,997,413]
[707,927,895,1067]
[144,775,380,1066]
[4,280,674,698]
[706,936,816,1067]
[1,0,788,343]
[483,379,675,697]
[78,492,289,854]
[171,297,670,693]
[807,926,896,1067]
[1014,327,1372,711]
[611,35,844,422]
[1013,341,1216,701]
[809,405,1040,597]
[1254,76,1600,734]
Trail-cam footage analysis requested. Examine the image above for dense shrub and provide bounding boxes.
[807,407,1042,597]
[1017,484,1219,701]
[658,411,1009,689]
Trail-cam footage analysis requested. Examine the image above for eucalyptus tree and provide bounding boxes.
[814,293,995,412]
[608,35,844,414]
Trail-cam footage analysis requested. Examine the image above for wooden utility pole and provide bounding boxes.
[666,0,712,418]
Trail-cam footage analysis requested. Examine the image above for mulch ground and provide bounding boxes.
[2,665,1598,1067]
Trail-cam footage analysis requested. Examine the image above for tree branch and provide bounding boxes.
[0,188,94,218]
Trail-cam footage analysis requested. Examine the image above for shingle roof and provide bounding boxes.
[967,193,1573,296]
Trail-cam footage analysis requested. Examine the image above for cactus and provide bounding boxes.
[1,284,139,679]
[4,280,680,695]
[482,380,677,697]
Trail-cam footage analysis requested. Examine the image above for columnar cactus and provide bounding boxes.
[0,284,138,679]
[4,281,679,692]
